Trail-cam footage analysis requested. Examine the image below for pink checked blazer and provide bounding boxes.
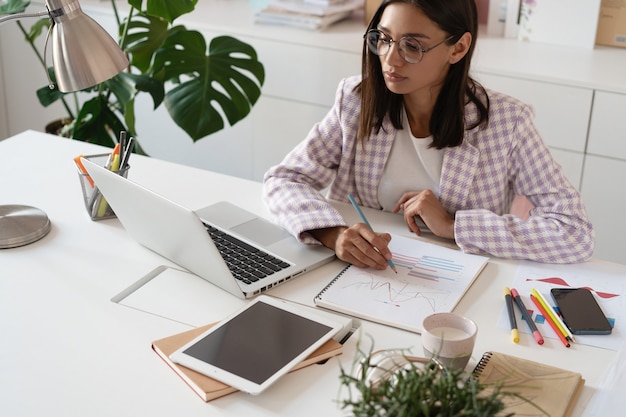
[263,76,594,263]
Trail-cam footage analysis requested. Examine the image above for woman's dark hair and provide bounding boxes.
[358,0,489,149]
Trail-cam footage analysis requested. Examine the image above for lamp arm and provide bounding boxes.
[0,10,49,25]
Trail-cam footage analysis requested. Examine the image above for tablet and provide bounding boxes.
[169,295,343,395]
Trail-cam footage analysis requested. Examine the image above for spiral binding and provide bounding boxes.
[471,351,494,378]
[315,265,351,299]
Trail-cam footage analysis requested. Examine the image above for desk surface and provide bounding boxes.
[1,131,623,416]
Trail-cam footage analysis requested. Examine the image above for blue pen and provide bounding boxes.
[347,193,397,273]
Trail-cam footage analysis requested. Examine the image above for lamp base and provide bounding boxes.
[0,205,51,249]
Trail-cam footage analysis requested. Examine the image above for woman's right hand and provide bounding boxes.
[310,224,392,270]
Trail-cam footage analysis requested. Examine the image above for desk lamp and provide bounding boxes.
[0,0,129,248]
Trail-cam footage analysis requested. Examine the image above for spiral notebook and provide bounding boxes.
[472,351,584,417]
[313,234,489,333]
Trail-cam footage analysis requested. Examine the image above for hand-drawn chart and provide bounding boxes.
[314,235,489,333]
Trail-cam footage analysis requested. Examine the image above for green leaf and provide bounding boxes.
[36,68,67,107]
[147,0,197,24]
[121,12,169,73]
[119,72,164,109]
[72,96,127,147]
[0,0,30,14]
[24,18,49,42]
[128,0,142,10]
[155,33,265,140]
[124,97,137,135]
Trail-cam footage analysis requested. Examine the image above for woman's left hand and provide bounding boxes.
[392,190,455,239]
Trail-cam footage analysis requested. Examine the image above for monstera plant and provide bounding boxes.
[2,0,265,148]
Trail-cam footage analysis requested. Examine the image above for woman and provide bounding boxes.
[263,0,594,266]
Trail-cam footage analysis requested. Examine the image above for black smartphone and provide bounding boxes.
[550,288,612,335]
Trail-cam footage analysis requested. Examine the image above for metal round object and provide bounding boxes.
[0,205,51,249]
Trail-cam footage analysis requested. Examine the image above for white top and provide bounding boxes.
[378,111,444,211]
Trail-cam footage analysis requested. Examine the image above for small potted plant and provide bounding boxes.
[339,346,514,417]
[1,0,265,149]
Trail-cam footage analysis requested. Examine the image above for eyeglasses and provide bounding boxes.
[365,29,453,64]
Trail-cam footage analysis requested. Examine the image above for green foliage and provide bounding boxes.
[5,0,264,148]
[0,0,29,14]
[340,348,513,417]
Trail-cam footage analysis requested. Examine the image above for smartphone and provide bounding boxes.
[550,288,612,335]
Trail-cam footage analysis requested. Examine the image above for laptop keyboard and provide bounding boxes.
[205,224,291,285]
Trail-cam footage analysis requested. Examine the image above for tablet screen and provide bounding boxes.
[181,300,333,385]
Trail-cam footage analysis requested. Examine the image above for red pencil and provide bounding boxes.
[530,294,570,348]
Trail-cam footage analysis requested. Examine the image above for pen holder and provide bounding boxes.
[78,153,129,221]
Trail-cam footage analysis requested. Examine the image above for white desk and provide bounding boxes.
[0,130,623,416]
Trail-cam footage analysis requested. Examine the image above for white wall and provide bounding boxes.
[0,24,8,139]
[0,6,69,138]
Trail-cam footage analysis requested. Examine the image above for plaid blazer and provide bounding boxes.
[263,76,594,263]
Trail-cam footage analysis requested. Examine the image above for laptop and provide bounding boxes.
[82,159,335,299]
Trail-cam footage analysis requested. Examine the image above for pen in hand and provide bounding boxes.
[347,193,397,273]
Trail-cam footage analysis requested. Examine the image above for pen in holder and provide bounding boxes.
[77,153,129,221]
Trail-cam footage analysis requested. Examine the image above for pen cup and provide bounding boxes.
[78,153,129,221]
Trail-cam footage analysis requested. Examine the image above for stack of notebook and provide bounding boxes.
[255,0,363,30]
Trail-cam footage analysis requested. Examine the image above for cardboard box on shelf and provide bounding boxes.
[596,0,626,48]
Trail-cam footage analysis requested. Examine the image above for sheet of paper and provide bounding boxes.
[497,261,626,350]
[111,265,246,327]
[582,340,626,416]
[315,234,489,333]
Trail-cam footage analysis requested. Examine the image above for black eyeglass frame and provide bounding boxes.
[364,29,454,64]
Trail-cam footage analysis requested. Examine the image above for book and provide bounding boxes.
[314,234,488,333]
[254,6,354,30]
[152,323,343,401]
[472,351,585,417]
[270,0,364,16]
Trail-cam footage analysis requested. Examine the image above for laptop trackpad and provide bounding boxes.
[231,218,292,246]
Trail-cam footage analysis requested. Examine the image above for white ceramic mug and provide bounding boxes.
[421,312,478,371]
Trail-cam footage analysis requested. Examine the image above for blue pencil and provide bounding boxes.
[347,193,397,273]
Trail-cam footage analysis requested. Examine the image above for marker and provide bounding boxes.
[74,155,95,188]
[504,287,520,343]
[510,288,544,345]
[96,144,121,218]
[120,136,135,169]
[531,288,575,343]
[530,294,570,348]
[347,193,397,273]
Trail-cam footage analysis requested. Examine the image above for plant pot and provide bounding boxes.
[45,118,73,137]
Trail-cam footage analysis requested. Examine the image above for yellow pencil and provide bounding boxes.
[96,145,121,218]
[531,288,575,343]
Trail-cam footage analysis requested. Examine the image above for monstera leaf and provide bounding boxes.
[154,31,265,139]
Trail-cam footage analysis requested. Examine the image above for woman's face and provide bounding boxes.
[375,3,454,98]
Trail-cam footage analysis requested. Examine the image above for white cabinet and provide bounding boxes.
[587,91,626,160]
[581,90,626,264]
[581,155,626,264]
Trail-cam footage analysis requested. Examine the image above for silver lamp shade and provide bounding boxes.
[46,0,129,92]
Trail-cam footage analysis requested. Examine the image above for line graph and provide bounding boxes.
[313,234,489,333]
[393,252,469,282]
